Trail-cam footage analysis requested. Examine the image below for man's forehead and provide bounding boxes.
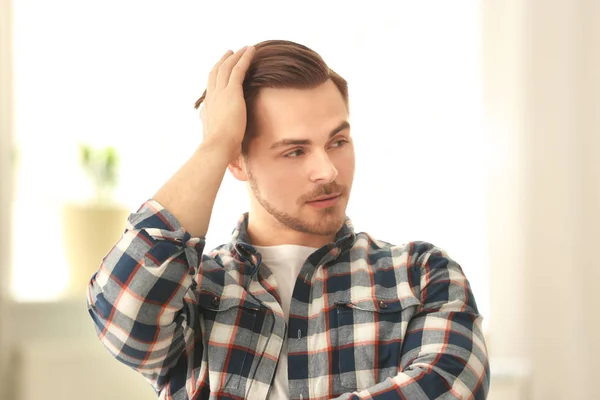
[258,80,344,108]
[253,81,349,135]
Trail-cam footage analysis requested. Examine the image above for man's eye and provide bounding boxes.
[284,149,304,158]
[331,139,348,148]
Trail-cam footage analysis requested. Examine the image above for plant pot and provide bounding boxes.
[61,203,130,298]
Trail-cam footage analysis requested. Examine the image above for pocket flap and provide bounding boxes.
[197,290,261,312]
[339,295,420,313]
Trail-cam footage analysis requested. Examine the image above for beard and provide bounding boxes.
[247,169,348,237]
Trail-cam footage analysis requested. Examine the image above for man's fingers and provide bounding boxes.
[207,50,233,94]
[215,46,249,90]
[228,46,256,87]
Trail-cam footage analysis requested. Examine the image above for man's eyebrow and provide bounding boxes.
[329,121,351,138]
[269,121,351,150]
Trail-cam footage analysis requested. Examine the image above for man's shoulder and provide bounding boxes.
[356,232,443,257]
[354,233,454,270]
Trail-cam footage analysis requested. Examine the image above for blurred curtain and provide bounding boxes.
[484,0,600,398]
[0,0,15,394]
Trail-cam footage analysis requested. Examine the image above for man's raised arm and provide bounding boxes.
[86,46,255,396]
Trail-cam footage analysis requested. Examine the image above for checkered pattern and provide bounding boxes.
[88,200,490,399]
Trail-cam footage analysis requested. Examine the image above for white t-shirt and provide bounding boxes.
[253,244,318,400]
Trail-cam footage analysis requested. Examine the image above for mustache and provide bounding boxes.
[298,182,347,204]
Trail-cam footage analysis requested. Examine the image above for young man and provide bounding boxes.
[87,40,490,399]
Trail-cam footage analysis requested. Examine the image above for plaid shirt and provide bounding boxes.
[88,200,490,399]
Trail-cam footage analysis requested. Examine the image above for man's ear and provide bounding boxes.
[228,155,249,182]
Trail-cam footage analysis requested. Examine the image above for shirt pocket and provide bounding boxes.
[335,294,421,390]
[197,290,261,391]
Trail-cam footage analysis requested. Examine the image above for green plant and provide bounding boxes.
[79,144,120,204]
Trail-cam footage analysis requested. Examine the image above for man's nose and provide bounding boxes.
[309,151,338,183]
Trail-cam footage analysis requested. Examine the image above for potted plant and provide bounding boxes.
[61,144,130,298]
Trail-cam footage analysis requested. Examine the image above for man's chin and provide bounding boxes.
[305,213,345,235]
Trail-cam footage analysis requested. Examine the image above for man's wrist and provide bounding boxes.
[199,137,241,165]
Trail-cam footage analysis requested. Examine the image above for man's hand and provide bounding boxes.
[200,46,256,163]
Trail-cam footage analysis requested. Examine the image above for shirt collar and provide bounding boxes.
[229,212,356,264]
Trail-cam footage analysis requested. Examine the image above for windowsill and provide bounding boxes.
[5,296,93,344]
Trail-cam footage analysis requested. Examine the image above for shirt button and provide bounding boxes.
[379,300,388,309]
[211,297,220,306]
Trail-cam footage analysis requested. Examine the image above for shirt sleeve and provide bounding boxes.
[86,199,206,394]
[331,243,490,399]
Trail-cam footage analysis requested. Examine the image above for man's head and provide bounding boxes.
[196,40,355,244]
[195,40,349,154]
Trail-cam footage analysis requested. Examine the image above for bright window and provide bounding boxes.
[11,0,488,329]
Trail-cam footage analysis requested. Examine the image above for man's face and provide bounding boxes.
[242,79,355,237]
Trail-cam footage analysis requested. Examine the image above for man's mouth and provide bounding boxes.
[307,193,341,208]
[308,193,341,202]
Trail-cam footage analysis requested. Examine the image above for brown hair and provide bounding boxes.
[194,40,349,154]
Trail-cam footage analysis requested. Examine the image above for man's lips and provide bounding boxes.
[307,193,341,203]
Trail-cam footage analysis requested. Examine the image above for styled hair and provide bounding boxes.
[194,40,349,154]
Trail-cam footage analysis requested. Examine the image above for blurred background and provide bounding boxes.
[0,0,598,399]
